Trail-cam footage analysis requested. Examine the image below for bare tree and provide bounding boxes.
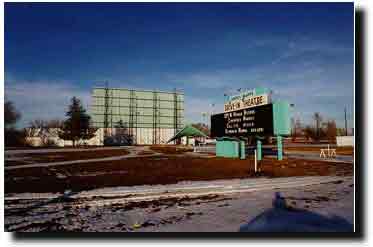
[291,118,302,142]
[191,122,210,136]
[27,119,63,146]
[313,112,323,141]
[324,120,337,143]
[46,119,64,128]
[29,119,47,129]
[303,126,315,143]
[291,117,295,140]
[29,119,64,129]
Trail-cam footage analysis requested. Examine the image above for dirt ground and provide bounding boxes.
[5,149,130,166]
[4,145,354,232]
[150,145,194,154]
[5,155,353,194]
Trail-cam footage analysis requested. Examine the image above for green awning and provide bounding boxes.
[167,125,208,143]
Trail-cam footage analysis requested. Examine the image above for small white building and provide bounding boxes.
[336,136,354,147]
[25,128,104,147]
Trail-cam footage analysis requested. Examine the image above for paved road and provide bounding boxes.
[4,154,159,170]
[5,144,353,171]
[5,151,352,171]
[5,146,161,170]
[5,146,209,170]
[6,143,350,155]
[5,146,131,155]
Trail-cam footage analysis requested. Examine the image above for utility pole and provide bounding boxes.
[104,81,109,138]
[344,107,348,136]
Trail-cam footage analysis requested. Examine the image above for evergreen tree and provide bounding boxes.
[4,100,25,146]
[59,97,96,147]
[5,100,21,130]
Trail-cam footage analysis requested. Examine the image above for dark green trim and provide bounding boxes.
[92,95,184,103]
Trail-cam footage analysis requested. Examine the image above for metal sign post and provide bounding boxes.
[254,149,257,173]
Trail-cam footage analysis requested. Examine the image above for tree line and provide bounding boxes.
[5,96,96,147]
[5,98,348,147]
[291,112,349,143]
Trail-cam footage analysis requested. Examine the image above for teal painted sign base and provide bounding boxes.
[216,137,240,158]
[254,136,283,162]
[240,140,246,160]
[277,135,283,160]
[257,140,262,161]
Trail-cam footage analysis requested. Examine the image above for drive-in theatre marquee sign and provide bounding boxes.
[224,94,270,113]
[211,88,290,137]
[211,104,274,136]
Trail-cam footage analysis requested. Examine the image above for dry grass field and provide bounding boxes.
[5,154,353,194]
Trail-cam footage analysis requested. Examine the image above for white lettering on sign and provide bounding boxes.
[229,90,255,102]
[224,94,269,112]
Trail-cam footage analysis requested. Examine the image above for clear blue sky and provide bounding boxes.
[5,3,354,129]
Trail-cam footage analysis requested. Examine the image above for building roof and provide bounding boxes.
[167,125,208,143]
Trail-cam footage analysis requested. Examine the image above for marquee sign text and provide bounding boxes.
[211,104,274,137]
[224,94,269,113]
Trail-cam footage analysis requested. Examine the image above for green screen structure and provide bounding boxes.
[90,87,184,133]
